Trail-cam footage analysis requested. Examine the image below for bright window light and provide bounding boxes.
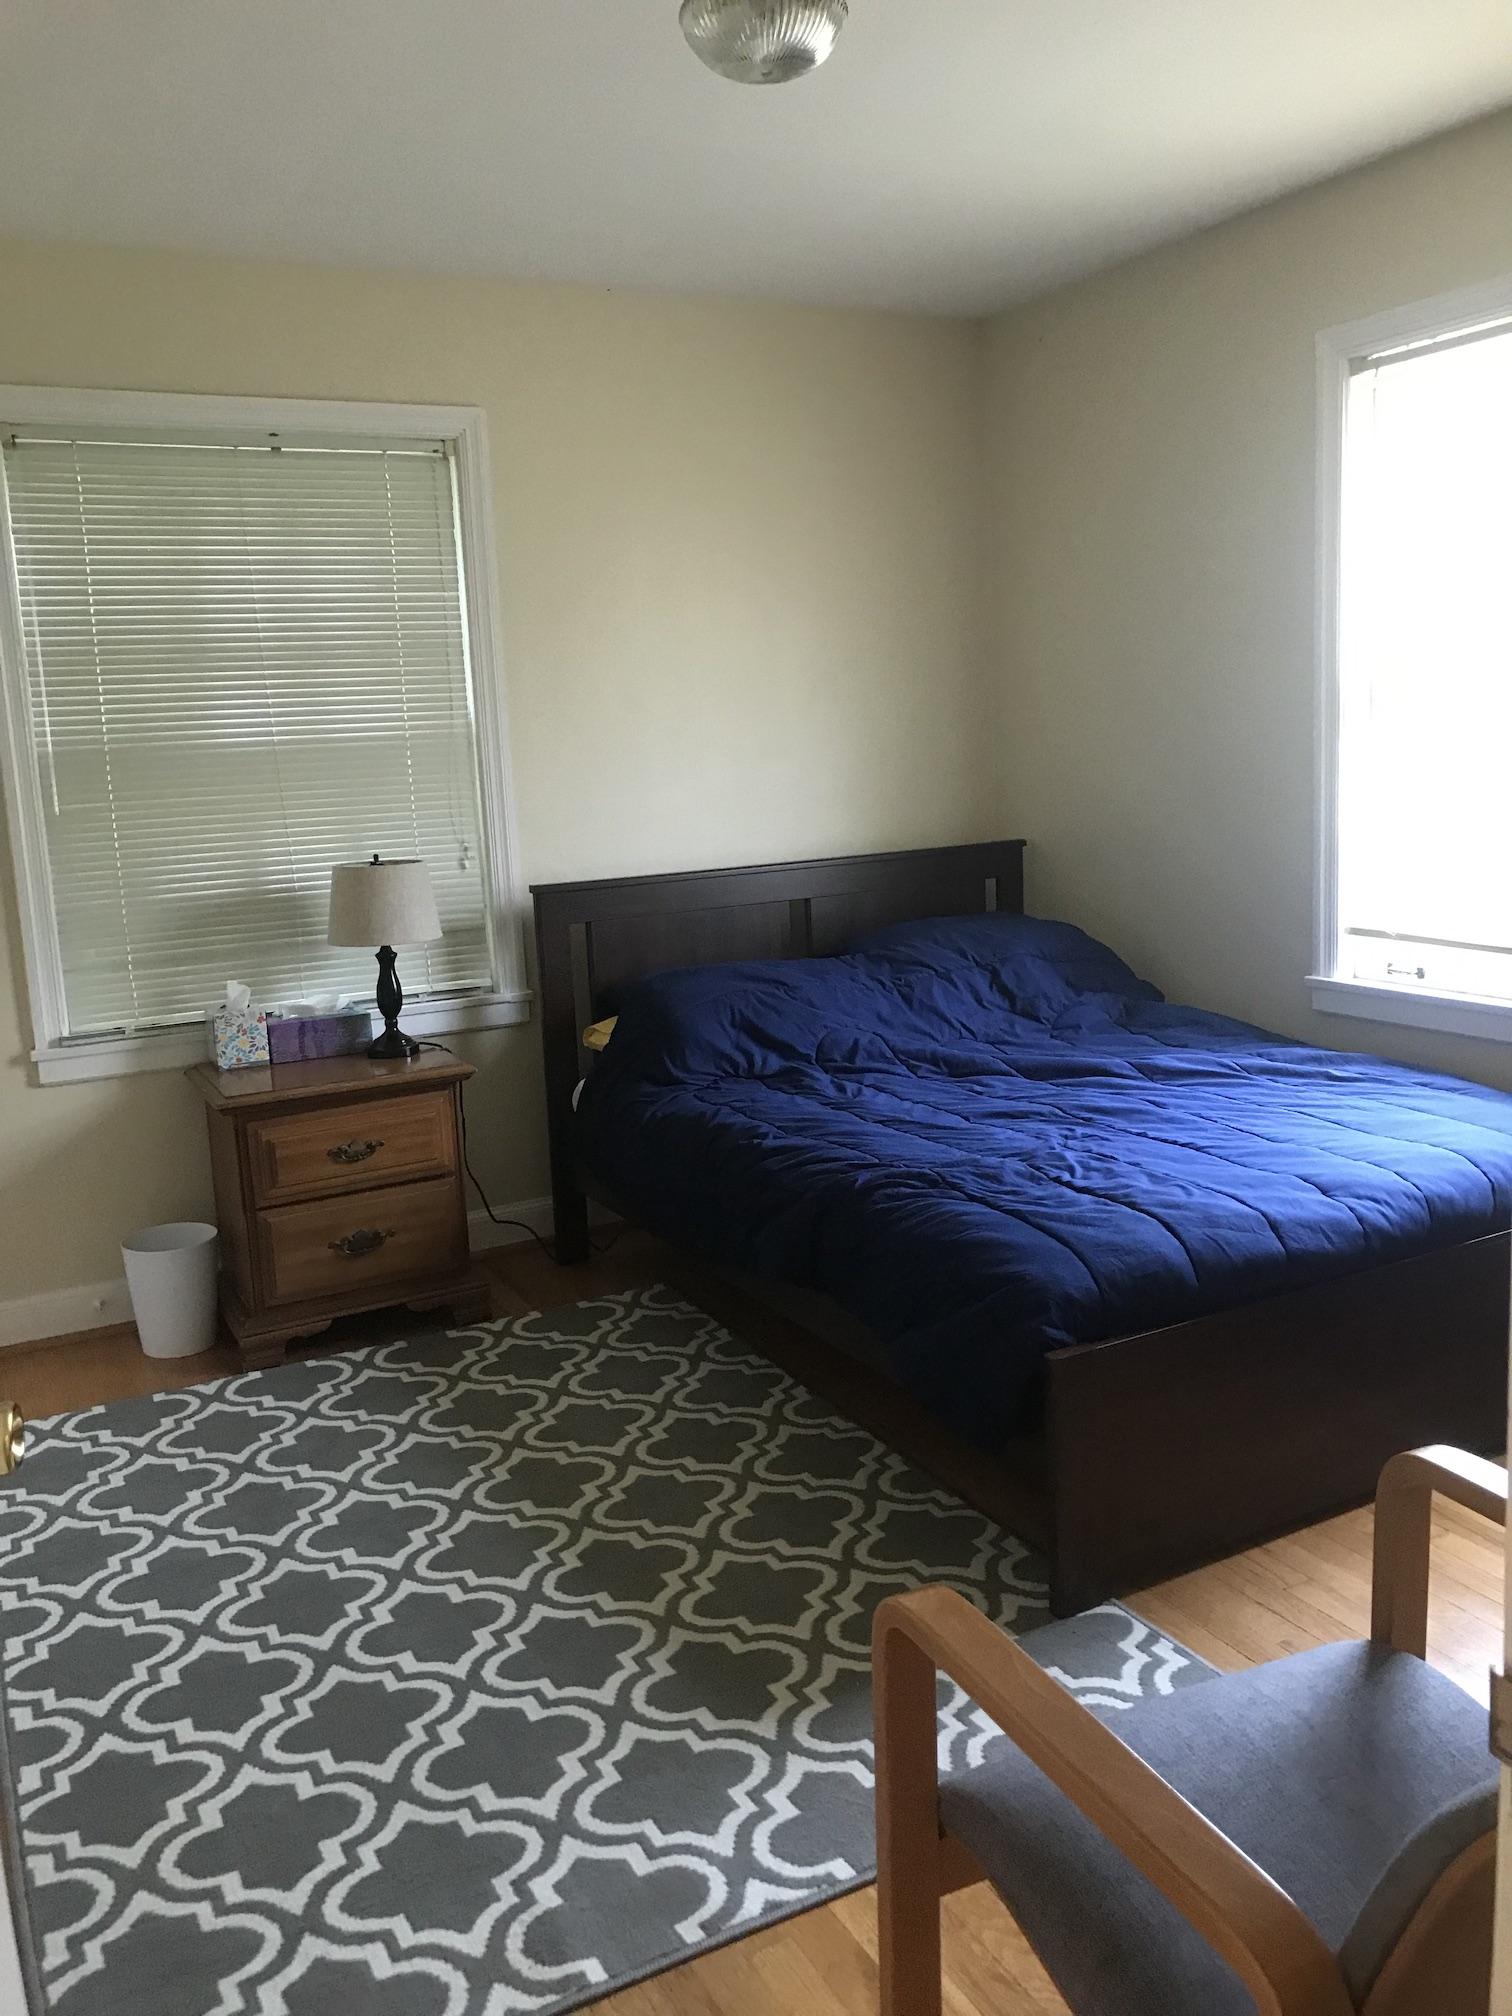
[1335,319,1512,1002]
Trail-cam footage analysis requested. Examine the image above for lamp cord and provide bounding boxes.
[413,1042,620,1257]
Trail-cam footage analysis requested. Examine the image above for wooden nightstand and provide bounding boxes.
[188,1054,493,1369]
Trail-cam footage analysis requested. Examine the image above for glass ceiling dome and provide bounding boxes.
[679,0,849,85]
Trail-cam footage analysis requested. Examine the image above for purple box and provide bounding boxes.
[267,1011,373,1063]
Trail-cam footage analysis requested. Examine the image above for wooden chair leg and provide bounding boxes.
[875,1617,945,2016]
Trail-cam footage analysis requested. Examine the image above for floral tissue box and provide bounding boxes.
[210,997,270,1070]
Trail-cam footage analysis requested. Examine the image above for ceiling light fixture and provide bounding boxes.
[679,0,848,85]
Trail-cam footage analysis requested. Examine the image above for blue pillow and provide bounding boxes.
[591,913,1163,1088]
[595,956,918,1083]
[851,912,1163,1019]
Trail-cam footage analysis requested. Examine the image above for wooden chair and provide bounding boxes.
[872,1445,1503,2016]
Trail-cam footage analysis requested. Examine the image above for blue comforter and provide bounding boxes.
[575,914,1512,1443]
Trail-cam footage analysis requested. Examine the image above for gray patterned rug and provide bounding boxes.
[0,1285,1212,2016]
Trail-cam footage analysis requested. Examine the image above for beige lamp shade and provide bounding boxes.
[327,858,442,948]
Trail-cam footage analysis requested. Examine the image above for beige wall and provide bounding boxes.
[12,104,1512,1315]
[984,109,1512,1088]
[0,240,996,1305]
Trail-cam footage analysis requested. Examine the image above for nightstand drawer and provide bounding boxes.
[259,1178,466,1306]
[248,1091,455,1205]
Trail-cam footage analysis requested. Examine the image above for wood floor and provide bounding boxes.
[6,1230,1503,2016]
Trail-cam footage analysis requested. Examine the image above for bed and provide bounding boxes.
[532,839,1511,1612]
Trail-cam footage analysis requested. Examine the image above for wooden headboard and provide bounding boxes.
[530,838,1026,1260]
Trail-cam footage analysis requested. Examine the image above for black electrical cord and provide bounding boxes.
[414,1041,621,1257]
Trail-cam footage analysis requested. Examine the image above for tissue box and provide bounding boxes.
[211,1005,270,1071]
[267,1010,372,1063]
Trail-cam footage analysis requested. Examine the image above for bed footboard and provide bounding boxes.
[1043,1230,1510,1614]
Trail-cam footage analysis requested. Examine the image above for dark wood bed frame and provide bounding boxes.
[532,839,1508,1614]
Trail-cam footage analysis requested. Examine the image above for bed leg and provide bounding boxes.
[1049,1555,1110,1620]
[552,1184,592,1265]
[1046,1361,1116,1618]
[1046,1474,1112,1617]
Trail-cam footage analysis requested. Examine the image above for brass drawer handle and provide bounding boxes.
[328,1138,383,1165]
[329,1228,394,1259]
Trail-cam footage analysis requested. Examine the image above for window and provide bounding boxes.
[0,390,525,1083]
[1313,282,1512,1041]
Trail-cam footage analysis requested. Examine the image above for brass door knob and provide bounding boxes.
[0,1404,25,1475]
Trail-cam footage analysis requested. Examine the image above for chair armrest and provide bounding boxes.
[873,1586,1353,2016]
[1371,1444,1508,1657]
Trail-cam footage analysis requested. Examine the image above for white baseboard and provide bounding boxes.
[0,1195,597,1351]
[467,1196,556,1251]
[0,1277,136,1349]
[467,1196,616,1252]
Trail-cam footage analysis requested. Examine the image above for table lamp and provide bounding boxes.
[328,856,442,1059]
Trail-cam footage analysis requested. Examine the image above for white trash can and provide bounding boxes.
[122,1222,219,1360]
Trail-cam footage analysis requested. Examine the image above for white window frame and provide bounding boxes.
[0,386,530,1084]
[1311,273,1512,1045]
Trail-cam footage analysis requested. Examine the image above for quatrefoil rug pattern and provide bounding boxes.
[0,1286,1211,2016]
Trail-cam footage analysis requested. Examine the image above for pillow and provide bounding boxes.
[592,957,898,1085]
[851,911,1163,1020]
[583,914,1161,1090]
[584,919,1169,1096]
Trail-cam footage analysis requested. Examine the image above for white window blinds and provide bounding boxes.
[2,431,490,1037]
[1337,322,1512,999]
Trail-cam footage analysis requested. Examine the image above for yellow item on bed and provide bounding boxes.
[583,1017,618,1052]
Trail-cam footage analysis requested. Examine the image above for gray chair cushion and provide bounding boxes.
[937,1641,1496,2016]
[1340,1775,1496,1998]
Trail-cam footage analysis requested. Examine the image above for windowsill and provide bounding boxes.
[29,989,533,1085]
[1308,974,1512,1044]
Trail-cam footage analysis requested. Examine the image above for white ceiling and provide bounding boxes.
[1,1,1509,317]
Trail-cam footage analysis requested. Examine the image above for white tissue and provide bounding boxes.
[224,981,253,1014]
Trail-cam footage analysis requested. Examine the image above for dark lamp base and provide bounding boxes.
[366,1026,420,1060]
